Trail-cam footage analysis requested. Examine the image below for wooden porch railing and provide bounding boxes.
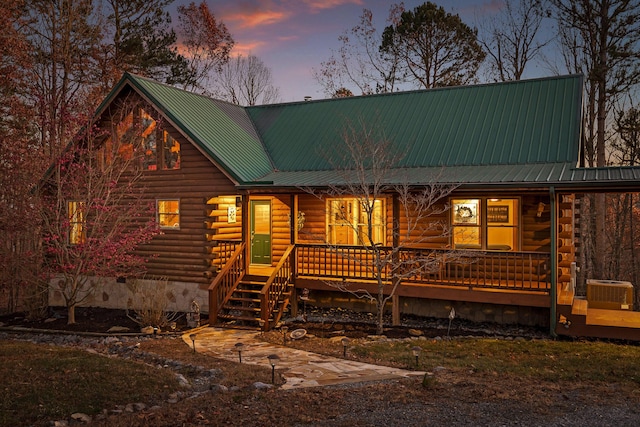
[208,242,246,325]
[260,245,295,331]
[296,244,551,292]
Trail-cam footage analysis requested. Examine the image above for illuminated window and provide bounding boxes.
[102,108,181,171]
[157,200,180,229]
[327,198,385,245]
[68,201,86,245]
[141,109,157,170]
[162,130,180,170]
[451,198,519,251]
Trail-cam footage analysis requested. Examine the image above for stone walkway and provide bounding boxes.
[182,327,425,390]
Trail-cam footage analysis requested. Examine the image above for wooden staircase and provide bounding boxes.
[209,244,296,331]
[217,275,292,327]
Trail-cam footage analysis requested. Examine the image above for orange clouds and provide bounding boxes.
[225,9,290,28]
[302,0,364,13]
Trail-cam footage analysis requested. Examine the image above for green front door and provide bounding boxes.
[250,200,271,264]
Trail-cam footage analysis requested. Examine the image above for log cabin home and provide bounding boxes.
[50,72,640,341]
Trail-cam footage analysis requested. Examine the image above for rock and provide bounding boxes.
[210,384,229,393]
[107,326,130,333]
[367,335,388,340]
[103,336,120,345]
[70,412,91,423]
[409,328,424,337]
[52,420,69,427]
[253,381,274,390]
[141,326,154,334]
[175,373,190,387]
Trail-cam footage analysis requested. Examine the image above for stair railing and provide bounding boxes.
[208,242,246,325]
[260,245,295,331]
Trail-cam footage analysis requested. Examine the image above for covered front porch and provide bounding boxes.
[209,242,552,330]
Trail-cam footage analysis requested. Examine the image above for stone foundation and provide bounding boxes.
[48,276,209,314]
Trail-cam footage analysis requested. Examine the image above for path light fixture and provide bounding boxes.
[189,333,197,353]
[411,346,422,368]
[258,319,265,336]
[267,354,280,384]
[341,337,350,358]
[281,326,288,345]
[300,288,310,321]
[235,342,244,363]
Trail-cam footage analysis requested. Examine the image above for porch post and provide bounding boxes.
[392,194,401,326]
[550,187,558,338]
[290,194,298,318]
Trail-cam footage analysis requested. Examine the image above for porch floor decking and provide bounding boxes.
[586,308,640,329]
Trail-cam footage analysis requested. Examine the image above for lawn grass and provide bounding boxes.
[0,341,179,427]
[350,338,640,384]
[2,336,640,427]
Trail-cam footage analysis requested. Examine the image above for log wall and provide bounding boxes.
[134,121,238,285]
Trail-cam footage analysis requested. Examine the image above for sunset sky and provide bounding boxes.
[170,1,553,102]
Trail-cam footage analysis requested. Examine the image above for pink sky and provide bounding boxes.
[171,1,544,102]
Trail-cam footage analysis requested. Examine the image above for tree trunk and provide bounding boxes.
[68,303,76,325]
[377,283,385,335]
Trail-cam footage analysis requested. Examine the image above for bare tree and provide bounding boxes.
[302,117,456,335]
[176,1,234,94]
[479,0,551,82]
[314,5,405,97]
[216,54,280,106]
[23,0,101,161]
[40,98,159,324]
[552,0,640,280]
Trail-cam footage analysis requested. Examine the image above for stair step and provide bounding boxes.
[218,313,261,322]
[223,305,260,313]
[229,296,261,303]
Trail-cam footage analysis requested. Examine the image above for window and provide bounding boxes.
[140,109,181,171]
[161,130,180,170]
[141,109,157,170]
[327,198,385,245]
[451,198,519,251]
[157,200,180,229]
[101,108,180,171]
[68,201,86,245]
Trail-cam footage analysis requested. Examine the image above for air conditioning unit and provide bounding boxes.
[586,279,634,310]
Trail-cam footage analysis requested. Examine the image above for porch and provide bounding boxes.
[208,242,552,330]
[557,286,640,341]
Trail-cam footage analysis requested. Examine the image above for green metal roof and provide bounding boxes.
[117,73,272,184]
[246,75,584,175]
[100,73,617,189]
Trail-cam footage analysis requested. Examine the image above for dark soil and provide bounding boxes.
[0,305,549,340]
[0,307,201,334]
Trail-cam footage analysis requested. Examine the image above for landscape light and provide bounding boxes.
[189,333,197,353]
[341,337,350,358]
[235,342,244,363]
[267,354,280,384]
[412,346,422,368]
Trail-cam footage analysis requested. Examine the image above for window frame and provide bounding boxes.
[157,199,180,230]
[450,197,520,251]
[326,197,386,246]
[68,200,86,245]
